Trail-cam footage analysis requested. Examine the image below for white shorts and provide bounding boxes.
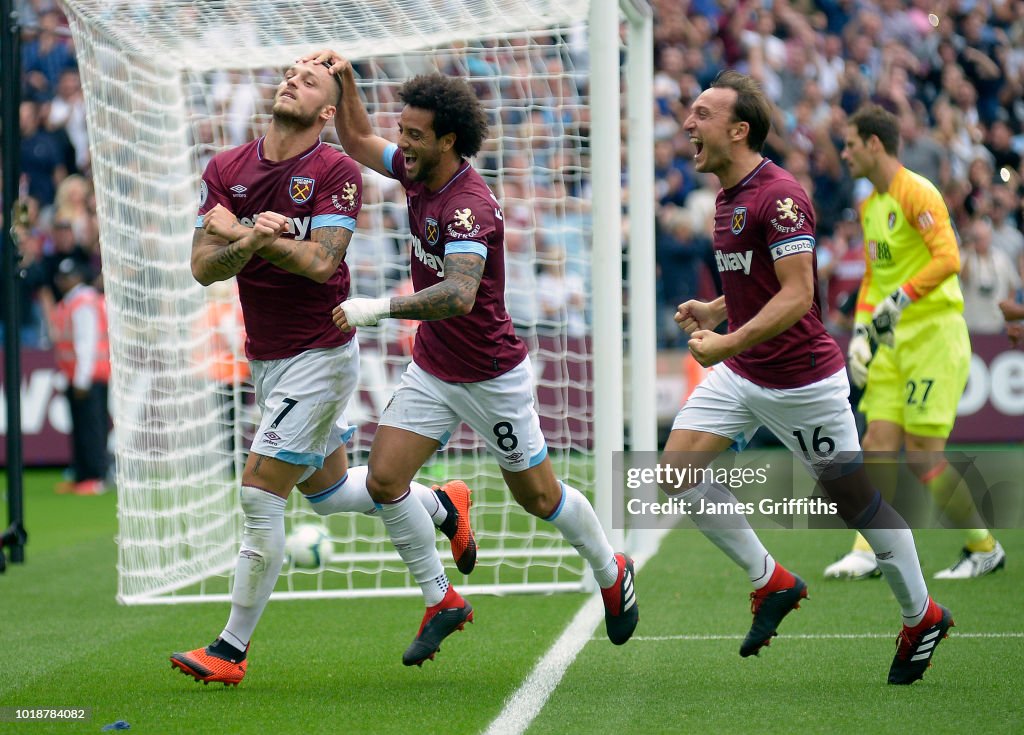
[380,356,547,472]
[249,341,358,472]
[672,363,859,473]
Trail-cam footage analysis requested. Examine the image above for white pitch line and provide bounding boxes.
[482,546,663,735]
[481,591,605,735]
[483,584,1022,735]
[608,632,1024,641]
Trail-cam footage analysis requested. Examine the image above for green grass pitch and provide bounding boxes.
[1,469,1022,734]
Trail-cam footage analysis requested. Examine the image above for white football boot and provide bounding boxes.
[933,541,1006,579]
[823,549,881,579]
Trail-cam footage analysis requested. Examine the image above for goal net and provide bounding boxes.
[62,0,612,604]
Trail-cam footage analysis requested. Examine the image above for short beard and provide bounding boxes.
[272,103,320,131]
[407,155,435,183]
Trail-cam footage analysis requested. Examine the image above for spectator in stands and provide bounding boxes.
[950,73,987,145]
[837,57,870,115]
[739,6,786,100]
[823,208,866,329]
[46,67,89,174]
[900,106,950,190]
[964,155,996,219]
[985,120,1022,178]
[536,247,586,338]
[960,217,1022,334]
[27,218,91,328]
[654,136,693,207]
[681,171,717,240]
[50,258,110,496]
[956,9,1006,124]
[877,0,927,51]
[51,174,92,242]
[21,9,75,101]
[654,48,685,134]
[79,207,104,292]
[777,40,812,114]
[212,69,261,147]
[844,16,883,89]
[20,99,67,209]
[805,110,847,236]
[15,0,44,30]
[814,32,845,100]
[783,148,816,204]
[656,205,711,348]
[989,184,1024,271]
[931,97,983,183]
[504,224,539,332]
[346,207,404,299]
[0,198,47,349]
[999,294,1024,347]
[537,179,588,279]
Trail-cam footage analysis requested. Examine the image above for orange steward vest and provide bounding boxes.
[195,300,250,384]
[51,287,111,383]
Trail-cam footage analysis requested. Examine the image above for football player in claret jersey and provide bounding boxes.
[667,71,949,684]
[825,104,1004,580]
[306,48,639,664]
[170,59,477,687]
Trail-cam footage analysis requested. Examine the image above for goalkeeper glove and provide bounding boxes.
[338,297,391,327]
[847,323,874,389]
[869,287,912,348]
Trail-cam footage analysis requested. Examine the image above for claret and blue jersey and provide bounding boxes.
[198,137,363,361]
[712,158,845,388]
[383,142,528,383]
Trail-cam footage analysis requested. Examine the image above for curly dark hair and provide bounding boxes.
[398,73,489,158]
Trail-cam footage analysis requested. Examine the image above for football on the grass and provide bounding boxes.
[286,523,333,568]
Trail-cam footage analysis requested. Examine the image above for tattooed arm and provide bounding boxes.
[191,228,254,286]
[258,225,352,284]
[391,252,483,319]
[332,252,484,332]
[191,206,286,286]
[192,204,351,285]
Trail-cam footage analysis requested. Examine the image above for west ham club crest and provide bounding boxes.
[425,217,439,245]
[731,206,747,235]
[290,176,315,204]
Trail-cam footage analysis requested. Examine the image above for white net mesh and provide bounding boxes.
[62,0,600,603]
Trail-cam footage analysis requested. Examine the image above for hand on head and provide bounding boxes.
[298,49,350,77]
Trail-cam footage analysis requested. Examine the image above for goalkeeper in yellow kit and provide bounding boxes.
[825,104,1005,580]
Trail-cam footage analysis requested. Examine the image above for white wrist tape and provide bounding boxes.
[339,297,391,327]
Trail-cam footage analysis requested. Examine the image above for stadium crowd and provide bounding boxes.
[3,0,1024,352]
[649,0,1024,346]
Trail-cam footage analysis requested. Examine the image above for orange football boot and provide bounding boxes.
[433,481,477,575]
[170,639,248,686]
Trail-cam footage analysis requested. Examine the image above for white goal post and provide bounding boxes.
[60,0,655,604]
